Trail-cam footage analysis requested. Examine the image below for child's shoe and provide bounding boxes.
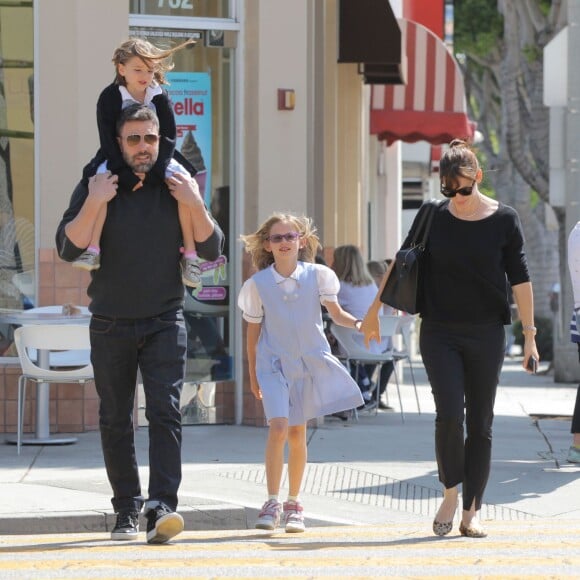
[282,500,305,533]
[567,445,580,464]
[255,499,282,530]
[180,256,202,288]
[72,249,100,271]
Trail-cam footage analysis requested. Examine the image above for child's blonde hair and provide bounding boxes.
[240,213,320,271]
[112,37,196,86]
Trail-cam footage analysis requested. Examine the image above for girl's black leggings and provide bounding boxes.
[420,319,505,511]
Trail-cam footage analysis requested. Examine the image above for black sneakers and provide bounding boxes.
[111,509,140,541]
[146,504,184,544]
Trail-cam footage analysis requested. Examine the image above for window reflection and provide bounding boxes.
[0,1,34,330]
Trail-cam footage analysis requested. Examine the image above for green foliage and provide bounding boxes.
[454,0,504,57]
[522,44,542,63]
[513,317,553,361]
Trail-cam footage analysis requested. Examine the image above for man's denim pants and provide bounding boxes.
[89,308,187,513]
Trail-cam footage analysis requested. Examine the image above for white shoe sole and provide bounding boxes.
[72,261,99,271]
[285,523,305,533]
[146,512,184,544]
[255,519,279,531]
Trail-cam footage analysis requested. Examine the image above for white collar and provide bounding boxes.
[119,82,162,106]
[270,262,303,284]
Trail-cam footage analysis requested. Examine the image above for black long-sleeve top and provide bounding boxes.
[403,200,530,325]
[83,83,195,190]
[55,174,224,319]
[96,83,178,190]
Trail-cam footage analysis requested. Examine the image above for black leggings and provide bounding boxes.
[420,319,505,511]
[573,345,580,434]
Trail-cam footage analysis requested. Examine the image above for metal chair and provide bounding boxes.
[380,314,421,415]
[14,324,94,454]
[331,315,405,421]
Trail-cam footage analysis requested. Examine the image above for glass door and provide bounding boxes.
[128,20,236,424]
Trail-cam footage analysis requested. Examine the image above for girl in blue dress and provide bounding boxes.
[238,212,364,533]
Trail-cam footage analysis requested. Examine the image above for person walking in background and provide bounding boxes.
[238,213,363,533]
[73,37,203,288]
[566,222,580,464]
[362,139,539,538]
[56,105,224,544]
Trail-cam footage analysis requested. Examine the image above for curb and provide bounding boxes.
[0,503,249,535]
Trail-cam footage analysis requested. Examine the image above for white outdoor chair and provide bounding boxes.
[380,314,421,415]
[331,315,405,421]
[14,324,94,454]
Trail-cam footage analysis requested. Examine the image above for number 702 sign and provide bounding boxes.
[157,0,194,8]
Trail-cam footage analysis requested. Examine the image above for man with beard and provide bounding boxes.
[55,104,224,544]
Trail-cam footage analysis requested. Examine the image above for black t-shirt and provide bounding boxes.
[402,200,530,325]
[56,174,224,319]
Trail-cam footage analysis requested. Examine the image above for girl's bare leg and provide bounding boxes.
[264,418,288,496]
[286,424,307,497]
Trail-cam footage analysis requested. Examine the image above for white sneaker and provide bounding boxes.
[180,256,202,288]
[255,499,282,530]
[282,500,305,533]
[72,249,100,271]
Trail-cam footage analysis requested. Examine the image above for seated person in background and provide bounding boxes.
[333,246,387,408]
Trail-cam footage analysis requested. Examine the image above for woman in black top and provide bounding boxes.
[362,139,539,538]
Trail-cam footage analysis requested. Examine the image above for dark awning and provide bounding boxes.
[370,18,475,144]
[338,0,404,85]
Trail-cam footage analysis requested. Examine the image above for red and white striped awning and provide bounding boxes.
[370,18,475,145]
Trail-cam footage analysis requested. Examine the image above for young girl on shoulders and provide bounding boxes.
[74,37,202,288]
[238,212,364,533]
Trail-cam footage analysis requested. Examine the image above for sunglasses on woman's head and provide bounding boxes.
[266,232,301,243]
[440,180,476,198]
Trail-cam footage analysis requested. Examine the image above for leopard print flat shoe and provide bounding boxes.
[459,521,487,538]
[432,519,453,536]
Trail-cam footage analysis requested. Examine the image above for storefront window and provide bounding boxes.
[130,27,233,397]
[0,2,34,327]
[129,0,231,18]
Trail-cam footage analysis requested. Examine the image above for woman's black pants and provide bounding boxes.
[420,319,505,511]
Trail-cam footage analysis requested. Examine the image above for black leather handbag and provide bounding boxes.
[380,201,439,314]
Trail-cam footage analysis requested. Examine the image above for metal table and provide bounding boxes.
[0,307,91,446]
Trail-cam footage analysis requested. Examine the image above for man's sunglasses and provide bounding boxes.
[440,180,476,198]
[266,232,301,243]
[124,134,159,146]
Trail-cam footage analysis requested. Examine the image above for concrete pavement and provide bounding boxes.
[1,358,579,535]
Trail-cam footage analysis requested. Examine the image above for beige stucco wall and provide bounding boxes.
[37,0,127,249]
[243,0,365,253]
[244,0,310,230]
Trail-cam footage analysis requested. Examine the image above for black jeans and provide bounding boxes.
[420,319,505,511]
[90,309,187,513]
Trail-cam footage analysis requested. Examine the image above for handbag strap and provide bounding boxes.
[411,200,440,248]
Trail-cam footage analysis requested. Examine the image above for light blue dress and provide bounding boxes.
[239,262,364,425]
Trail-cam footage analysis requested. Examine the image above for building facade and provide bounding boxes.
[1,0,395,433]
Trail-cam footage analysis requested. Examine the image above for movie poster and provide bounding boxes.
[165,71,212,206]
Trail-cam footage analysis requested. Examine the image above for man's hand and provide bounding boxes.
[88,172,118,205]
[166,173,204,209]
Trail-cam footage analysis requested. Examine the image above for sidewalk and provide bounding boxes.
[1,358,579,534]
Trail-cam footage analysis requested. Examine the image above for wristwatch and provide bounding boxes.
[522,324,537,336]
